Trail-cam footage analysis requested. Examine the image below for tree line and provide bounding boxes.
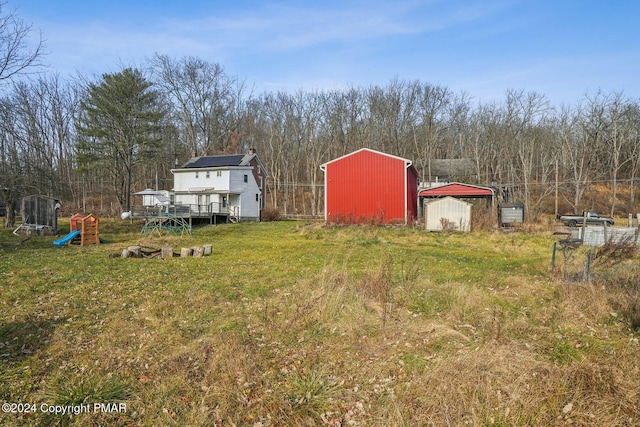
[1,8,640,227]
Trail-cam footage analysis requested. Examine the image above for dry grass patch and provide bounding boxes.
[1,221,639,426]
[393,343,637,426]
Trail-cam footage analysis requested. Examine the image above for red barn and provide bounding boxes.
[320,148,418,224]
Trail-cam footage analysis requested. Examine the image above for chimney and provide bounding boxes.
[248,148,256,155]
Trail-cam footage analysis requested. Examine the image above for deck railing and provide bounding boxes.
[131,203,229,218]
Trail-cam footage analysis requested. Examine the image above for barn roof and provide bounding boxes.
[320,148,418,176]
[418,182,494,198]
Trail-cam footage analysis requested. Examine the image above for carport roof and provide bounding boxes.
[418,182,494,198]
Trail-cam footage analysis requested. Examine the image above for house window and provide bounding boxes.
[206,171,210,178]
[217,171,222,177]
[256,194,259,202]
[244,174,248,183]
[195,171,199,179]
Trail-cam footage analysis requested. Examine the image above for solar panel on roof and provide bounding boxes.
[184,155,245,168]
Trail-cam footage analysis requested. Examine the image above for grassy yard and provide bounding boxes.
[1,220,638,426]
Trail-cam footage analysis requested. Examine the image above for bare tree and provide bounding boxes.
[366,79,419,158]
[14,76,77,193]
[150,54,241,157]
[622,101,640,211]
[0,95,23,227]
[503,89,551,216]
[0,2,46,226]
[413,83,451,183]
[556,102,598,213]
[599,92,635,216]
[578,92,614,211]
[321,87,368,159]
[467,102,506,188]
[0,2,45,83]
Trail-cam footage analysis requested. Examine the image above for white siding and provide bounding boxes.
[174,193,198,206]
[173,169,230,192]
[424,197,471,232]
[229,168,260,221]
[172,166,261,221]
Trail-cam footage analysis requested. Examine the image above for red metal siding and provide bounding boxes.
[406,167,418,221]
[325,149,411,224]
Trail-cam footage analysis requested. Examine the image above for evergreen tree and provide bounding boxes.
[76,68,166,212]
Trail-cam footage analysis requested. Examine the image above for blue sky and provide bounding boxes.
[9,0,640,106]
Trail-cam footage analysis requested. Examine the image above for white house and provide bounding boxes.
[170,150,268,222]
[424,196,472,232]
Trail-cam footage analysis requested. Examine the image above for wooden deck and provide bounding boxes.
[131,204,238,224]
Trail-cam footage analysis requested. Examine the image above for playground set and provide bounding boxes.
[53,213,101,247]
[141,213,192,237]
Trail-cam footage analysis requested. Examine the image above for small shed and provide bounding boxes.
[20,195,60,235]
[418,182,495,220]
[498,202,525,227]
[320,148,418,224]
[424,196,472,232]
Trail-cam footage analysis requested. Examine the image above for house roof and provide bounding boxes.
[418,182,494,198]
[172,188,239,195]
[418,158,475,180]
[176,153,269,177]
[182,154,246,168]
[134,188,163,195]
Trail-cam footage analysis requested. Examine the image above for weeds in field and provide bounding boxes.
[0,220,638,426]
[45,374,130,407]
[558,237,640,331]
[357,256,393,328]
[592,235,638,267]
[603,267,640,330]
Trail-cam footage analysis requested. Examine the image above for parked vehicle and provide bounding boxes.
[557,211,614,227]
